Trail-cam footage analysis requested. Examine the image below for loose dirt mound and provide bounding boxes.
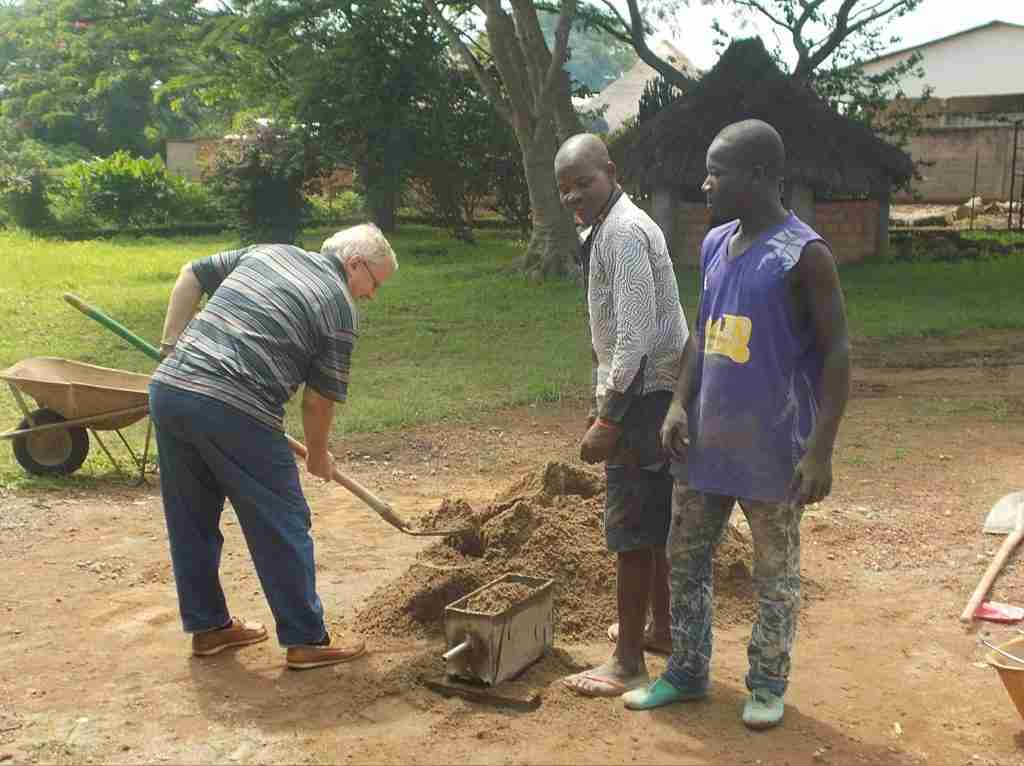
[357,462,756,641]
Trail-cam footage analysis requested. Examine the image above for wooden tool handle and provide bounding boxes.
[961,508,1024,623]
[285,435,410,531]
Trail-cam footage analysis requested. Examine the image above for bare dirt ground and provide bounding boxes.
[2,331,1024,766]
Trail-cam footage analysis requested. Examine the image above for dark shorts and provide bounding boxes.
[605,465,672,553]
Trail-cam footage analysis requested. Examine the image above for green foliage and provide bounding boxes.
[0,0,215,157]
[299,0,448,233]
[306,191,366,224]
[638,76,683,125]
[407,68,521,242]
[4,170,54,230]
[489,154,532,236]
[58,151,212,228]
[206,125,310,245]
[169,0,449,234]
[0,134,90,230]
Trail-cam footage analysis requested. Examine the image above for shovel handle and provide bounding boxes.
[961,508,1024,623]
[285,435,410,532]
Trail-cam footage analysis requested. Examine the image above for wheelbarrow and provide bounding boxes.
[0,357,153,479]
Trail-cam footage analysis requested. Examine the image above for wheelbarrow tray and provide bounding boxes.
[1,357,150,430]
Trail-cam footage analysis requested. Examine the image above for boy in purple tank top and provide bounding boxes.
[622,120,851,729]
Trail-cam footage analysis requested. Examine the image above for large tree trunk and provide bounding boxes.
[370,195,398,233]
[424,0,578,279]
[520,121,579,278]
[360,152,401,233]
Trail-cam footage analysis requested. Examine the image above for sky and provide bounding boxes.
[660,1,1024,71]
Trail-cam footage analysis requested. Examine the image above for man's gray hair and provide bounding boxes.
[321,223,398,272]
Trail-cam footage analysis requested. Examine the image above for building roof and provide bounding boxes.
[613,38,915,196]
[583,42,700,134]
[859,20,1024,68]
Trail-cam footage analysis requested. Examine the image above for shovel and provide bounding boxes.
[62,292,472,538]
[960,492,1024,623]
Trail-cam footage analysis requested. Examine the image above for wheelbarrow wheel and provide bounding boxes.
[12,408,90,476]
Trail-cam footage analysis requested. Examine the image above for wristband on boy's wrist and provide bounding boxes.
[595,417,621,431]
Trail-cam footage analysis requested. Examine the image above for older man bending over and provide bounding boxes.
[149,224,397,670]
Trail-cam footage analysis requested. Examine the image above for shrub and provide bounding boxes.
[0,138,88,231]
[60,151,187,227]
[306,190,365,223]
[206,125,310,244]
[3,170,54,230]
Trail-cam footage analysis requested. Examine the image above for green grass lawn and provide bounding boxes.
[1,224,1023,487]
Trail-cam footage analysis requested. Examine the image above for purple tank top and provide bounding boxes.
[687,213,828,503]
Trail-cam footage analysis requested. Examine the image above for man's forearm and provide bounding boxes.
[806,345,850,459]
[302,388,335,459]
[162,265,204,345]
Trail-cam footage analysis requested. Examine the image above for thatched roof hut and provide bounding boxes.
[613,38,914,199]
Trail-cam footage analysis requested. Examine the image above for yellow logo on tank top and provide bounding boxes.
[705,314,752,363]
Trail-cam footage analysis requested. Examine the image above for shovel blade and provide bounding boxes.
[984,491,1024,535]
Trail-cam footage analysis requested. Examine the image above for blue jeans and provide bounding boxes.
[663,486,803,697]
[149,382,327,647]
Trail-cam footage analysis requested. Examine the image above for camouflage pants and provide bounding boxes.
[663,485,803,697]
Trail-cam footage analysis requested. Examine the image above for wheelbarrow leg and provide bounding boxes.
[113,425,149,485]
[90,429,125,478]
[138,419,153,486]
[7,384,36,426]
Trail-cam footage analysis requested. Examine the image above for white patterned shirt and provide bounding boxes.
[587,193,689,398]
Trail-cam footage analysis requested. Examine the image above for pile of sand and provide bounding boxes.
[356,462,756,641]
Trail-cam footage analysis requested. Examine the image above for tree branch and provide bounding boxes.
[845,0,916,33]
[535,1,632,45]
[479,0,536,131]
[509,0,550,109]
[623,0,695,91]
[790,0,830,68]
[730,0,792,32]
[791,0,917,78]
[421,0,512,123]
[537,0,575,115]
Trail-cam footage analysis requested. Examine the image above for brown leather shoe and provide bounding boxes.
[192,617,268,656]
[286,635,366,670]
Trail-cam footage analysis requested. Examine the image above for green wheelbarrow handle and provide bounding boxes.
[63,293,162,363]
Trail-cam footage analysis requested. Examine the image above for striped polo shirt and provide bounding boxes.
[152,244,358,430]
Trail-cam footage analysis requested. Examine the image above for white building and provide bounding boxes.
[858,20,1024,203]
[858,20,1024,100]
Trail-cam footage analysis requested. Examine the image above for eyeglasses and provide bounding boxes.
[360,261,380,291]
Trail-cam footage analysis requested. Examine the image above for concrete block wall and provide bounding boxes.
[659,200,881,265]
[897,125,1017,203]
[671,202,712,267]
[813,200,880,264]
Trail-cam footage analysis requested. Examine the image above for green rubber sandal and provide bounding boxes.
[622,677,707,710]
